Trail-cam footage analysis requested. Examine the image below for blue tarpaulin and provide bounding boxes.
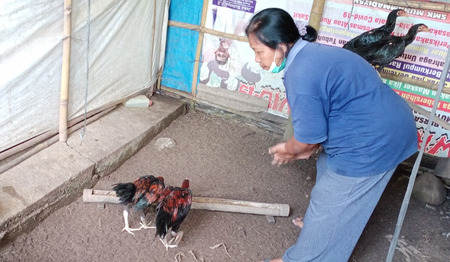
[161,0,203,93]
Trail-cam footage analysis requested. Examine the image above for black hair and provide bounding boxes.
[245,8,317,49]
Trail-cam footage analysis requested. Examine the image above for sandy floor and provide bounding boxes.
[0,110,449,262]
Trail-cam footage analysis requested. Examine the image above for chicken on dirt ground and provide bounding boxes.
[155,179,192,250]
[112,175,165,235]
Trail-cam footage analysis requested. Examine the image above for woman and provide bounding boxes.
[245,8,418,262]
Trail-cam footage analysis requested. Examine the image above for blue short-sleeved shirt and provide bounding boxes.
[283,41,418,177]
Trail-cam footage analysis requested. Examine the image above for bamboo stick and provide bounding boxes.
[82,189,290,217]
[168,21,248,42]
[156,1,170,93]
[190,0,210,97]
[59,0,73,142]
[149,0,156,90]
[405,100,450,131]
[377,0,449,12]
[379,71,450,94]
[309,0,326,29]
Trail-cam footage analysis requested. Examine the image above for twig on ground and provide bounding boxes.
[210,243,232,258]
[174,252,185,262]
[188,250,204,262]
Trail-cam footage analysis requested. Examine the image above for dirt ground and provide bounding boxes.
[0,109,449,262]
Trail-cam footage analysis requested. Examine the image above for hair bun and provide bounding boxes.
[295,21,308,36]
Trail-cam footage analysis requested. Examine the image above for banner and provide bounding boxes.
[199,0,450,156]
[319,0,450,88]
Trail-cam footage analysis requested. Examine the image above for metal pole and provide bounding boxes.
[386,46,450,262]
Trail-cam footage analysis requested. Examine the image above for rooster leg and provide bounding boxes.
[121,206,141,235]
[160,230,183,250]
[168,231,183,247]
[138,210,155,229]
[159,236,170,251]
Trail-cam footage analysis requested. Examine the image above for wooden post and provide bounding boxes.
[191,0,209,97]
[83,189,290,217]
[59,0,72,142]
[309,0,326,30]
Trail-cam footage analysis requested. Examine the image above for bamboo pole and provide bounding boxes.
[377,0,449,12]
[190,0,209,97]
[59,0,72,142]
[156,0,171,92]
[83,188,290,217]
[309,0,326,29]
[379,71,450,94]
[168,21,248,42]
[149,0,156,93]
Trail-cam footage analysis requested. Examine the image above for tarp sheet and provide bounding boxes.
[0,0,169,152]
[161,0,203,93]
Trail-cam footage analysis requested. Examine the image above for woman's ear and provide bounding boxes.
[279,43,288,56]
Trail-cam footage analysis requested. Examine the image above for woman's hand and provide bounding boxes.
[268,137,320,166]
[268,142,297,166]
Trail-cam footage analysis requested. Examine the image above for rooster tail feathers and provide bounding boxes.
[112,182,136,204]
[155,210,171,238]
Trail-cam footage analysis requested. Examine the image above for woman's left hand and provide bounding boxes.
[268,142,298,166]
[269,140,320,166]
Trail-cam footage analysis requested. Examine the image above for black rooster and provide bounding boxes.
[155,179,192,250]
[112,175,165,235]
[343,9,407,52]
[357,23,429,70]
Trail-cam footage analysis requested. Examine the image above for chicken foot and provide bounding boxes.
[121,206,142,235]
[137,212,156,230]
[160,230,184,250]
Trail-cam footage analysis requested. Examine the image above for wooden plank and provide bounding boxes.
[83,189,290,217]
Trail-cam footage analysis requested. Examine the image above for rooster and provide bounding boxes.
[155,179,192,250]
[112,175,165,235]
[343,9,407,52]
[357,23,429,71]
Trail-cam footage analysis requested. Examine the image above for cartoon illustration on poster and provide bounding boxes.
[200,0,314,117]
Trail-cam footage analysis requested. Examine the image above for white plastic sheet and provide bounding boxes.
[0,0,169,152]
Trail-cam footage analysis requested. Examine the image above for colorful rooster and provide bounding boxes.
[112,175,165,235]
[155,179,192,250]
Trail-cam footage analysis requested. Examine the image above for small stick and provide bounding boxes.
[210,243,232,258]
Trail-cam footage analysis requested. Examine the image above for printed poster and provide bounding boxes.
[199,0,450,156]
